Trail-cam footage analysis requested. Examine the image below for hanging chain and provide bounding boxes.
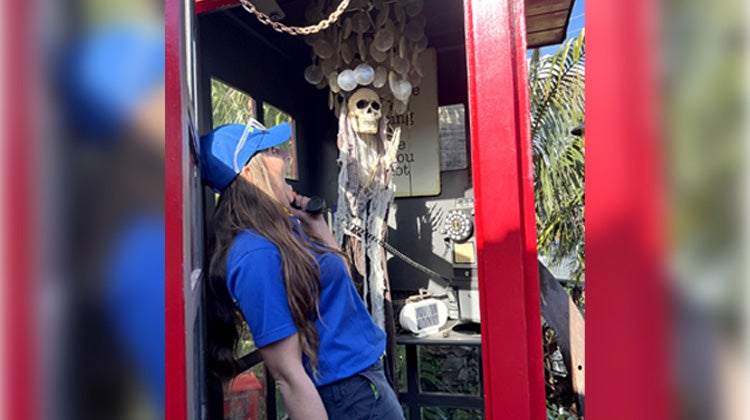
[238,0,351,36]
[347,223,452,284]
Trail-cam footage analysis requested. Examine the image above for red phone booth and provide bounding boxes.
[0,0,681,418]
[166,0,576,418]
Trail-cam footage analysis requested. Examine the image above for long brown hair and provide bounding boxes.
[206,153,344,382]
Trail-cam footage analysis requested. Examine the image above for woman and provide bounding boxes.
[202,122,404,420]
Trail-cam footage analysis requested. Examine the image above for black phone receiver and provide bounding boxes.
[291,194,326,216]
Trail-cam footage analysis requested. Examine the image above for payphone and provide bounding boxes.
[387,180,480,329]
[393,194,479,335]
[440,197,480,323]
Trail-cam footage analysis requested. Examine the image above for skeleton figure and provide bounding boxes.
[346,89,389,187]
[334,88,400,388]
[348,88,382,135]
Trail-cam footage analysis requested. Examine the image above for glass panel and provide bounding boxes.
[421,406,483,419]
[209,80,300,180]
[396,344,408,392]
[226,362,266,420]
[274,386,288,419]
[224,324,267,420]
[263,103,299,180]
[418,345,482,396]
[210,78,257,129]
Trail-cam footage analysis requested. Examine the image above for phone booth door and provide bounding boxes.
[166,0,206,418]
[167,0,546,418]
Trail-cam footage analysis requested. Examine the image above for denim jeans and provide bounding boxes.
[317,358,405,419]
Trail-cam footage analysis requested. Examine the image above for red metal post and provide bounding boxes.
[166,0,188,418]
[464,0,546,418]
[4,0,36,417]
[587,0,673,418]
[195,0,238,14]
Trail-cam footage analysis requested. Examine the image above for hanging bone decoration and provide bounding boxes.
[334,87,400,327]
[333,86,400,391]
[347,89,388,186]
[302,0,428,115]
[348,88,382,134]
[302,0,428,390]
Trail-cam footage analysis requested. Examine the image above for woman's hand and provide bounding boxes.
[290,193,340,250]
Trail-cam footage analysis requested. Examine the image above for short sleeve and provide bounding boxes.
[226,247,298,348]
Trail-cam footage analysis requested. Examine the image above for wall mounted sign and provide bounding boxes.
[388,48,440,197]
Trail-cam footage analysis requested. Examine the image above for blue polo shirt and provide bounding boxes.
[226,224,386,387]
[106,215,164,411]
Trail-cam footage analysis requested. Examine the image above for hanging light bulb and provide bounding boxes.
[301,0,429,107]
[337,69,357,92]
[304,64,324,85]
[389,71,412,102]
[354,63,375,85]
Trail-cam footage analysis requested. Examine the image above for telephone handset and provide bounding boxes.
[292,195,451,287]
[290,194,326,216]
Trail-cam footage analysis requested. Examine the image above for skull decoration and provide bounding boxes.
[347,88,382,135]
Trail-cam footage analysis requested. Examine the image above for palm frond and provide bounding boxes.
[530,29,586,281]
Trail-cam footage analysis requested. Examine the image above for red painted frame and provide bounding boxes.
[4,0,36,418]
[166,0,188,418]
[195,0,238,14]
[587,0,673,418]
[464,0,546,418]
[184,0,546,417]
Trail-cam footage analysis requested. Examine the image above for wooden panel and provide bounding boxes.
[528,28,566,48]
[526,9,571,32]
[525,0,573,17]
[539,263,585,411]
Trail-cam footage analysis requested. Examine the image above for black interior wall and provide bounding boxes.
[197,10,341,202]
[196,3,475,417]
[385,2,473,297]
[196,0,473,300]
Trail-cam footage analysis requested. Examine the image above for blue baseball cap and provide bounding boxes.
[200,122,292,193]
[61,24,165,139]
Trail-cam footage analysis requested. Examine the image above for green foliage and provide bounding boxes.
[263,103,298,179]
[531,30,585,419]
[394,345,481,419]
[529,30,586,283]
[418,346,481,396]
[421,407,483,420]
[210,78,298,179]
[211,78,257,128]
[546,400,579,420]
